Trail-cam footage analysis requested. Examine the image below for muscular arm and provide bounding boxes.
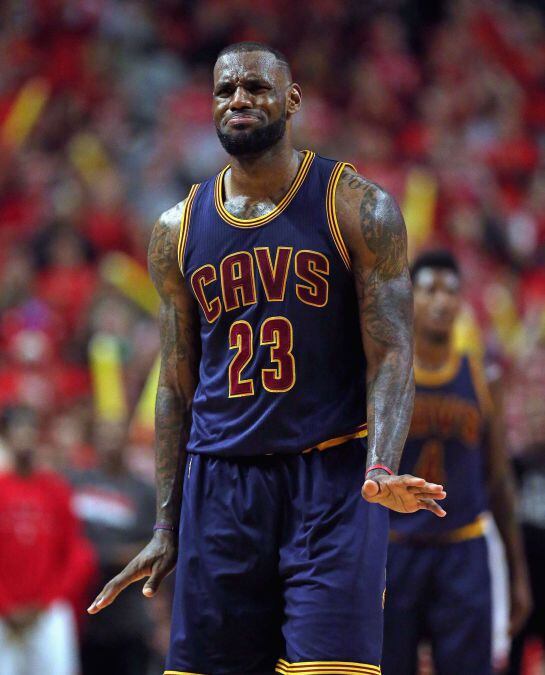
[486,376,531,634]
[88,200,200,613]
[336,168,445,515]
[148,201,200,531]
[336,169,413,473]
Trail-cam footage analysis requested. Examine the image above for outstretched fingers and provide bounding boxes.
[406,480,444,494]
[87,562,150,614]
[411,490,447,500]
[398,475,427,487]
[361,473,447,517]
[416,497,447,517]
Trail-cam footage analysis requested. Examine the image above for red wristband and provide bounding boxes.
[153,523,176,532]
[365,464,393,477]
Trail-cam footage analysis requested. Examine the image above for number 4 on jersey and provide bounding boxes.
[228,316,295,397]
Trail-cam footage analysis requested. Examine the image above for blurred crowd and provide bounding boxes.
[0,0,544,673]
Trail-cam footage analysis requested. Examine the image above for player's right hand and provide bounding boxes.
[87,529,177,614]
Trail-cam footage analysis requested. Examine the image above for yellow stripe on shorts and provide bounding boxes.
[276,658,381,674]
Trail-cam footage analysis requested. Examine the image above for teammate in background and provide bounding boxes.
[89,42,445,674]
[382,250,531,675]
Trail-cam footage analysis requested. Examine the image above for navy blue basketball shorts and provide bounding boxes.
[165,439,388,675]
[382,536,492,675]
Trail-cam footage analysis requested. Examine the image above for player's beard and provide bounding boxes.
[216,113,287,157]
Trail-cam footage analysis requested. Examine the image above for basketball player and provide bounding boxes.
[88,43,446,675]
[382,250,531,675]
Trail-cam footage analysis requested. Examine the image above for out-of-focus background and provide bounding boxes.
[0,0,544,674]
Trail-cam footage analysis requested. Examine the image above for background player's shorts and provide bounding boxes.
[165,439,388,675]
[382,536,492,675]
[484,515,510,670]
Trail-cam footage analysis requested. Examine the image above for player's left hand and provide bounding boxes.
[509,572,532,636]
[362,473,447,517]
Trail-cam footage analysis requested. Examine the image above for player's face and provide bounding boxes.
[213,51,299,156]
[413,268,461,342]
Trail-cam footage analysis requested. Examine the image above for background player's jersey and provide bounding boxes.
[390,350,492,536]
[179,151,367,456]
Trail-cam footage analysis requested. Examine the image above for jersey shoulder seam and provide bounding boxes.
[177,183,201,276]
[325,161,354,271]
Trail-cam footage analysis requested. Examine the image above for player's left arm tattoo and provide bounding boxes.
[148,201,200,532]
[336,168,414,477]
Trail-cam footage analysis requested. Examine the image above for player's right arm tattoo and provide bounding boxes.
[337,169,414,475]
[148,200,200,531]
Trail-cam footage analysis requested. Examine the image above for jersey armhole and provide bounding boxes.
[468,353,494,418]
[177,183,200,276]
[326,161,354,271]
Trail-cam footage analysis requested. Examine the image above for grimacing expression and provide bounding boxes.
[414,268,462,340]
[213,51,301,156]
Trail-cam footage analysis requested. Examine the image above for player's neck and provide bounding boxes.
[414,334,453,371]
[227,140,301,201]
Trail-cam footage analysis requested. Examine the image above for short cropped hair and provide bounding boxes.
[410,249,460,282]
[216,42,291,75]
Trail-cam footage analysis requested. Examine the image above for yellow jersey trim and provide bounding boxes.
[276,658,380,674]
[177,183,200,276]
[447,513,488,542]
[390,513,487,544]
[414,350,462,387]
[302,423,368,454]
[467,353,493,418]
[213,150,315,228]
[326,161,354,271]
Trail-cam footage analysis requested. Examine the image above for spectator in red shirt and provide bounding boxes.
[0,406,96,675]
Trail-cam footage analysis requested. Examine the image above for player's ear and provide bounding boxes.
[286,84,302,116]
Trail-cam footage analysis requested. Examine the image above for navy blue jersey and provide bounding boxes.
[390,351,492,536]
[178,151,367,457]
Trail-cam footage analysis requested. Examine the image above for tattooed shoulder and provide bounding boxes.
[148,199,187,293]
[160,199,187,230]
[337,167,407,279]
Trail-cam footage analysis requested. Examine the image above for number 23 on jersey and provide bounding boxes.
[228,316,295,397]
